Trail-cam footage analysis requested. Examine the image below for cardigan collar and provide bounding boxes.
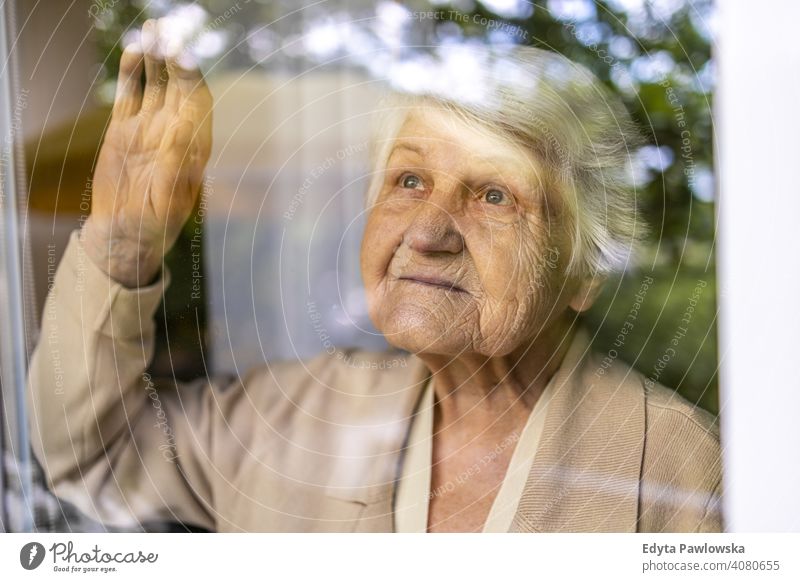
[508,328,645,532]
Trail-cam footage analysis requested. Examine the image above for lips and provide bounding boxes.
[398,275,467,293]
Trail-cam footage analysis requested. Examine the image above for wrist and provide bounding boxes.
[79,220,164,288]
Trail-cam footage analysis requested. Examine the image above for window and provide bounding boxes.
[2,0,720,532]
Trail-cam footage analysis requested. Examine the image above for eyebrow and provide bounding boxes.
[388,141,427,158]
[389,140,537,173]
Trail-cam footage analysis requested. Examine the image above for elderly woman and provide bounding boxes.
[28,19,721,533]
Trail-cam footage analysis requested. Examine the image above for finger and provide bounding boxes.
[162,26,204,110]
[111,43,144,119]
[164,56,206,110]
[141,19,167,113]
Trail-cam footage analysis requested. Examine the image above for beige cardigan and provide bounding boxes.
[27,230,723,532]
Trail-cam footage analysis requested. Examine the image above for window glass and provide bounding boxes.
[2,0,717,531]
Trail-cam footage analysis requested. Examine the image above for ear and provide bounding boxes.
[569,275,606,313]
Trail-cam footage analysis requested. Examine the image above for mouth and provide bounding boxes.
[397,275,467,293]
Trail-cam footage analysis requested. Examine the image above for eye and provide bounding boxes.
[400,173,424,190]
[483,188,512,206]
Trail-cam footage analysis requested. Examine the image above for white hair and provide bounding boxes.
[365,45,647,279]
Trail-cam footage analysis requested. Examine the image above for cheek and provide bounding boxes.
[470,226,535,301]
[360,207,406,303]
[471,226,562,327]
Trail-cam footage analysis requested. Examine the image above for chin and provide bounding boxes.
[375,304,474,356]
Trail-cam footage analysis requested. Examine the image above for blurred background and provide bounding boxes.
[3,0,717,531]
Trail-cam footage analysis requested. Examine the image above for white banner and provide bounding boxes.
[1,533,798,581]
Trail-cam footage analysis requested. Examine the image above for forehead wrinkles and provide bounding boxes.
[394,112,537,168]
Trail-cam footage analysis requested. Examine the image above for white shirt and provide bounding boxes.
[393,374,556,532]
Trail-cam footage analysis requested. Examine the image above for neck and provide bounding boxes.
[417,319,576,427]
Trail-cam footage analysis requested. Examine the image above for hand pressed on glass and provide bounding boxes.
[82,17,212,288]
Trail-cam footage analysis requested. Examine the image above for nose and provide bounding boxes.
[402,187,465,255]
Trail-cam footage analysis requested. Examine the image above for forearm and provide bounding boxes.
[26,228,169,482]
[26,229,218,529]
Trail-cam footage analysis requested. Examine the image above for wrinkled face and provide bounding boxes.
[360,105,577,357]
